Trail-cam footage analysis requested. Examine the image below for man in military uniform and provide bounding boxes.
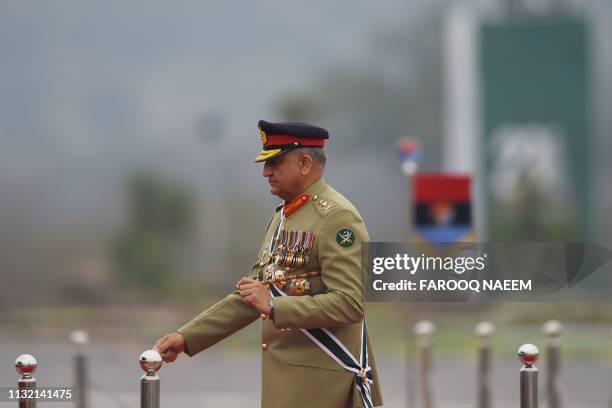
[153,120,383,407]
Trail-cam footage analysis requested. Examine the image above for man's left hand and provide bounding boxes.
[237,277,272,316]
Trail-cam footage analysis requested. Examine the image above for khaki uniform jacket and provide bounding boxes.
[177,177,383,407]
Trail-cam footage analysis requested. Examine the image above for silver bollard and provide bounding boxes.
[71,330,90,408]
[140,350,162,408]
[518,343,539,408]
[542,321,562,408]
[414,321,435,408]
[15,354,37,408]
[475,322,495,408]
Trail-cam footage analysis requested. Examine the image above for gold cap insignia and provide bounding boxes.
[259,128,268,145]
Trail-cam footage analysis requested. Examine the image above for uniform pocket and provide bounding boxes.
[286,357,341,371]
[284,350,341,371]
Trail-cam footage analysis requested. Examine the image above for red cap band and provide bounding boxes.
[265,134,326,147]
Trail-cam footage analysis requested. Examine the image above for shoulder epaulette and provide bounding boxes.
[310,194,339,218]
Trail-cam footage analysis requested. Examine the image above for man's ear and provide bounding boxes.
[298,154,314,176]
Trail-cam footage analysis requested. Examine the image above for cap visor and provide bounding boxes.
[254,148,283,163]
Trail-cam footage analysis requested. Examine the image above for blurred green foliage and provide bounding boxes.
[112,172,195,293]
[128,173,194,236]
[490,178,582,240]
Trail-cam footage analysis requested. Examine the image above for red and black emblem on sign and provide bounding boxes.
[412,173,473,243]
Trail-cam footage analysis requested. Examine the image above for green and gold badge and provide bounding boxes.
[259,127,268,145]
[336,228,355,247]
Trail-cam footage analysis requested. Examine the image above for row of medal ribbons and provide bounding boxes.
[273,229,315,270]
[264,229,316,296]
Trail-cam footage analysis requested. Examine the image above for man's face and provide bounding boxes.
[262,151,303,201]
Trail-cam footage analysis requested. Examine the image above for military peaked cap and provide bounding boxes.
[254,120,329,163]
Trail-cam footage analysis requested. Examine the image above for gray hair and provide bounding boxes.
[297,147,326,168]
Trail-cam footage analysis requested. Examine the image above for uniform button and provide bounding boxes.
[313,195,318,200]
[261,343,268,351]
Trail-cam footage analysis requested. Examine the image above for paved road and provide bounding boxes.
[1,341,611,407]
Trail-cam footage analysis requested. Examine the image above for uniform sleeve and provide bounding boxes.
[176,213,280,356]
[176,261,261,357]
[272,208,368,329]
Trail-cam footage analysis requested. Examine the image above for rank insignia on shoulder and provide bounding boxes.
[318,199,336,214]
[336,228,355,247]
[312,197,337,217]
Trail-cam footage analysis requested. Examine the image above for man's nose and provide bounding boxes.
[263,162,272,177]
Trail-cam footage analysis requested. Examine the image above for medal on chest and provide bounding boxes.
[261,194,318,295]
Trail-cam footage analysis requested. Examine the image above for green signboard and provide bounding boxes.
[479,18,591,239]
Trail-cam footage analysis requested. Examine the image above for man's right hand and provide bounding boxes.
[153,332,186,363]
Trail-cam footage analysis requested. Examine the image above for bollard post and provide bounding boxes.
[71,330,90,408]
[414,321,435,408]
[475,322,495,408]
[140,350,162,408]
[518,343,539,408]
[542,321,562,408]
[15,354,37,408]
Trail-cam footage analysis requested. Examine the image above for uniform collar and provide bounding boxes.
[279,177,327,217]
[303,176,327,198]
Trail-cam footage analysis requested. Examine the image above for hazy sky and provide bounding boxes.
[0,0,609,240]
[0,1,437,242]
